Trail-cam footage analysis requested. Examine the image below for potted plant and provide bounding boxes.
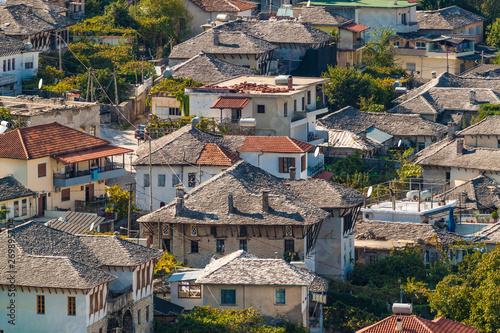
[492,211,499,223]
[475,214,479,223]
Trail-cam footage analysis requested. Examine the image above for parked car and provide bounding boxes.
[135,125,146,140]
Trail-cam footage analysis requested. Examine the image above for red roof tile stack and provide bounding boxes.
[356,315,477,333]
[237,136,313,153]
[196,143,241,166]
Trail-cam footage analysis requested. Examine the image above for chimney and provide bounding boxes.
[287,76,293,89]
[262,190,269,213]
[457,138,464,155]
[470,90,476,104]
[175,184,185,215]
[274,252,279,259]
[27,5,33,14]
[396,317,403,331]
[289,166,296,180]
[447,122,455,139]
[490,71,495,78]
[228,193,234,214]
[362,130,367,139]
[431,71,437,79]
[213,29,220,45]
[394,0,398,5]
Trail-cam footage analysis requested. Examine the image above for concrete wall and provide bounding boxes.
[0,196,37,223]
[170,281,204,310]
[151,95,183,120]
[356,6,418,37]
[395,54,475,79]
[238,152,308,179]
[0,50,39,96]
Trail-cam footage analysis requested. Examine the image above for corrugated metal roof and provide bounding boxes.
[55,145,134,164]
[277,7,294,16]
[167,270,204,282]
[365,127,393,144]
[210,97,251,109]
[342,22,370,32]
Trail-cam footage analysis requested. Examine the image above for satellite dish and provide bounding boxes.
[314,147,320,157]
[38,78,43,89]
[191,116,202,126]
[398,139,402,147]
[367,186,373,198]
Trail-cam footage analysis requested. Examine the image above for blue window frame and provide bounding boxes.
[275,288,286,305]
[221,289,236,305]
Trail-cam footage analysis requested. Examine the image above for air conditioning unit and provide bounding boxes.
[55,187,61,193]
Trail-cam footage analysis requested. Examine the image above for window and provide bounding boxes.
[239,225,247,237]
[307,90,311,105]
[89,294,93,313]
[497,139,500,148]
[284,239,294,253]
[178,280,201,298]
[13,201,19,217]
[169,107,181,116]
[162,224,170,236]
[257,105,265,114]
[12,58,15,70]
[417,142,425,151]
[158,174,166,187]
[406,63,416,71]
[285,226,293,237]
[90,126,96,136]
[275,288,286,305]
[425,250,430,265]
[190,225,198,236]
[37,295,45,314]
[7,59,10,71]
[211,226,217,236]
[25,62,34,69]
[415,41,426,49]
[368,254,379,265]
[478,25,482,35]
[469,27,475,35]
[144,174,150,187]
[216,239,225,253]
[188,173,196,187]
[138,309,141,325]
[163,239,171,252]
[68,297,76,316]
[445,172,450,182]
[301,97,305,110]
[172,174,181,187]
[61,188,70,202]
[401,13,407,25]
[294,99,297,112]
[395,40,401,48]
[3,60,6,72]
[1,205,7,220]
[279,157,295,174]
[240,239,247,251]
[38,163,47,178]
[301,155,306,172]
[146,305,150,322]
[21,199,27,216]
[190,240,199,253]
[221,289,236,305]
[284,102,288,117]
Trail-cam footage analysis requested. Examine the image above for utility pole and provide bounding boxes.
[141,56,144,84]
[58,31,62,71]
[126,182,136,238]
[113,71,119,105]
[85,68,91,102]
[90,69,94,103]
[446,47,449,73]
[148,130,153,212]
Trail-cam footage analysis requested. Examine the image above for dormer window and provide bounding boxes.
[415,41,426,49]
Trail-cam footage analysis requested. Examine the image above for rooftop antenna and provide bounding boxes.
[306,0,311,6]
[38,78,43,90]
[398,139,402,147]
[366,186,373,198]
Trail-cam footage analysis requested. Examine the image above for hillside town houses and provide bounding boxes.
[2,0,500,332]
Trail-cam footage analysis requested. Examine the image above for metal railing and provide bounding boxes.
[307,162,324,177]
[53,163,122,180]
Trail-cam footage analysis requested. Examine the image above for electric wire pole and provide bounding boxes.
[126,182,136,238]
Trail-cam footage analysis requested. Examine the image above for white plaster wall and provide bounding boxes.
[170,281,204,310]
[101,266,133,292]
[0,288,87,333]
[0,50,39,95]
[450,168,481,187]
[463,135,500,148]
[237,152,307,179]
[356,6,417,38]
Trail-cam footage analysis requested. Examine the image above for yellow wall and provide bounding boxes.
[396,55,475,79]
[0,196,36,222]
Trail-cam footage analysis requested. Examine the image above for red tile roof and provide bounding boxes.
[343,22,371,32]
[0,122,110,160]
[356,315,477,333]
[210,97,251,109]
[196,143,241,166]
[313,170,334,180]
[237,136,313,153]
[189,0,256,12]
[54,145,134,164]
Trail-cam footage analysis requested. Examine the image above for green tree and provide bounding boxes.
[364,25,397,68]
[105,0,138,29]
[105,184,133,220]
[487,18,500,48]
[396,148,421,181]
[154,251,181,274]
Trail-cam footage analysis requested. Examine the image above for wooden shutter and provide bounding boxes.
[38,163,47,178]
[301,155,306,172]
[279,158,284,173]
[291,158,296,168]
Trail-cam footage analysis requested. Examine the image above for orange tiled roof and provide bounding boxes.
[210,97,251,109]
[189,0,256,12]
[0,122,109,160]
[356,315,477,333]
[54,145,134,164]
[343,22,371,32]
[196,143,241,166]
[237,136,313,153]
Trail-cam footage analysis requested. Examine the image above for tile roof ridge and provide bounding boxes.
[414,315,436,333]
[16,128,29,159]
[356,314,399,332]
[456,117,488,135]
[226,0,241,11]
[416,138,457,163]
[288,136,312,152]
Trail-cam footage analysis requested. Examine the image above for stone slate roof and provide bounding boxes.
[0,2,75,36]
[417,6,486,30]
[414,138,500,172]
[389,88,500,116]
[473,223,500,243]
[357,315,478,333]
[0,36,27,56]
[169,29,276,60]
[0,175,35,201]
[135,124,245,166]
[457,116,500,136]
[4,221,162,268]
[189,0,255,12]
[154,296,184,315]
[356,220,463,246]
[46,211,106,234]
[285,178,365,209]
[171,53,257,83]
[317,106,447,137]
[459,64,500,78]
[316,125,381,152]
[137,161,330,226]
[435,175,500,211]
[298,6,353,26]
[195,250,327,292]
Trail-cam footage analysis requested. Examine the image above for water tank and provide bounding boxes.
[163,68,174,78]
[239,118,256,127]
[216,14,230,22]
[395,87,407,94]
[191,116,202,126]
[392,303,412,315]
[275,75,292,85]
[392,80,401,88]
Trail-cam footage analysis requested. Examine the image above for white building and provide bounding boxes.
[134,125,325,211]
[0,36,39,96]
[187,75,329,143]
[0,221,162,333]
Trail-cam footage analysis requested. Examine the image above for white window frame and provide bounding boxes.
[415,41,426,49]
[190,225,198,237]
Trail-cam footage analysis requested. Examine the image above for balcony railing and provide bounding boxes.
[307,162,324,177]
[0,74,17,87]
[53,164,126,187]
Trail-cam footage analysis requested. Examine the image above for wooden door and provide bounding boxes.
[38,194,47,216]
[85,184,94,203]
